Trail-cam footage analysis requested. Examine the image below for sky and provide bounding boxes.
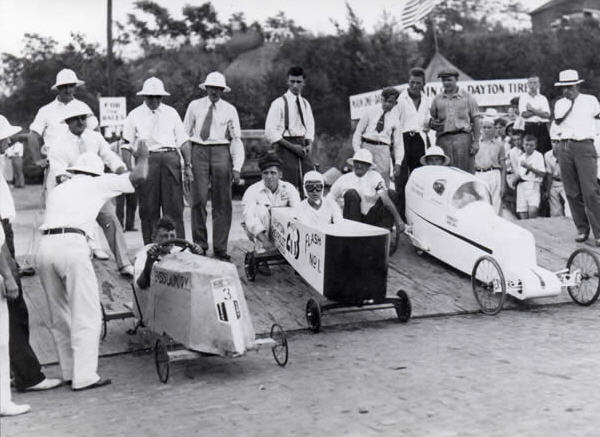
[0,0,548,56]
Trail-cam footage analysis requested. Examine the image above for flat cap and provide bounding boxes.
[437,69,459,78]
[258,153,283,171]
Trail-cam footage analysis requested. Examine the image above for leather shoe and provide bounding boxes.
[125,227,138,232]
[214,251,231,262]
[72,378,112,391]
[93,249,110,260]
[575,232,589,243]
[18,266,35,277]
[0,402,30,417]
[119,265,134,278]
[23,378,62,392]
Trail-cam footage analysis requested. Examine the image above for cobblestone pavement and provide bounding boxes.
[3,303,600,437]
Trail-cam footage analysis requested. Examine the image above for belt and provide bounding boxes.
[361,137,390,146]
[553,176,562,182]
[149,147,178,153]
[562,139,593,143]
[190,141,229,147]
[404,131,421,137]
[438,131,469,137]
[475,167,500,172]
[525,121,548,126]
[42,227,86,237]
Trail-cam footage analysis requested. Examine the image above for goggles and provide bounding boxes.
[305,183,323,193]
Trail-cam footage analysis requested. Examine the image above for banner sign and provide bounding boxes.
[349,79,529,120]
[99,97,127,127]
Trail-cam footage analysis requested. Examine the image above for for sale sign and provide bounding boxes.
[99,97,126,127]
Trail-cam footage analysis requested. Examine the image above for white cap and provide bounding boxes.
[350,149,374,166]
[554,69,584,87]
[51,69,85,90]
[199,71,231,92]
[137,77,170,96]
[0,115,22,141]
[303,170,324,185]
[66,153,105,176]
[62,101,93,122]
[420,146,450,166]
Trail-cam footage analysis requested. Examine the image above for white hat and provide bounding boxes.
[420,146,450,166]
[199,71,231,92]
[554,69,584,87]
[62,101,93,122]
[137,77,170,96]
[66,153,104,176]
[0,115,22,141]
[51,69,85,90]
[484,108,498,118]
[350,149,375,166]
[303,170,324,185]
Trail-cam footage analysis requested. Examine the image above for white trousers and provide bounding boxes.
[475,169,502,215]
[549,181,572,218]
[243,204,271,252]
[35,233,101,388]
[0,294,11,409]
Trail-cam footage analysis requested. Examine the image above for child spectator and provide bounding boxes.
[5,140,24,188]
[516,134,546,219]
[475,118,506,214]
[419,146,450,166]
[503,129,524,217]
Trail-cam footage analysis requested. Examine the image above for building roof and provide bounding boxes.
[530,0,569,15]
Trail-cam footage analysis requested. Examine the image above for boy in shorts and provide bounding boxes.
[516,134,546,218]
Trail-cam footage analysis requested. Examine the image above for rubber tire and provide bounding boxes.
[154,339,170,384]
[100,303,108,341]
[270,324,289,367]
[389,225,400,257]
[471,255,507,315]
[394,290,412,323]
[567,248,600,306]
[245,251,256,282]
[306,298,321,333]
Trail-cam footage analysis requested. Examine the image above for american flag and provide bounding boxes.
[400,0,437,29]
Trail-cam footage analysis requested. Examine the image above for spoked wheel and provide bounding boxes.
[471,255,506,315]
[100,303,108,341]
[245,251,256,281]
[306,298,321,333]
[270,324,289,367]
[567,248,600,306]
[394,290,412,323]
[389,225,400,256]
[154,339,170,384]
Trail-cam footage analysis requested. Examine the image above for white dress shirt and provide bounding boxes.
[47,129,125,193]
[40,173,134,236]
[397,90,435,147]
[123,103,188,152]
[242,180,301,235]
[183,97,244,172]
[30,98,98,149]
[518,151,545,182]
[352,106,404,164]
[265,90,315,144]
[328,170,386,215]
[294,198,343,227]
[554,94,600,141]
[519,92,550,123]
[0,175,15,221]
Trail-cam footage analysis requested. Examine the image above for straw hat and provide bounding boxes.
[199,72,231,92]
[62,101,93,122]
[51,69,85,90]
[66,153,105,176]
[0,115,22,141]
[350,149,375,166]
[420,146,450,166]
[554,69,584,87]
[137,77,170,96]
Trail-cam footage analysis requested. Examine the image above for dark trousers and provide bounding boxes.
[190,145,232,253]
[137,151,185,245]
[276,138,314,195]
[116,192,138,230]
[524,122,551,154]
[437,132,474,174]
[343,189,396,229]
[1,219,45,390]
[556,140,600,238]
[394,132,426,220]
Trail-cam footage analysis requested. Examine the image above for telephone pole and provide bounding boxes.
[107,0,114,96]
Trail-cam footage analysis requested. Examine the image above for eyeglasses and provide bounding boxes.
[305,183,323,192]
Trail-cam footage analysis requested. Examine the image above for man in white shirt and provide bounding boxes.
[48,102,133,278]
[265,66,315,193]
[4,140,23,188]
[123,77,192,245]
[352,87,403,187]
[36,144,149,391]
[184,72,244,261]
[553,69,600,245]
[328,149,404,231]
[242,154,301,253]
[519,76,552,154]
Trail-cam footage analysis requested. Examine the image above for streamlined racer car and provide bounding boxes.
[132,239,288,383]
[404,166,600,314]
[244,208,412,332]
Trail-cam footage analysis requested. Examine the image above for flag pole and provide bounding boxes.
[429,16,439,53]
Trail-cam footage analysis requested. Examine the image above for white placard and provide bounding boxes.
[349,79,529,120]
[99,97,127,127]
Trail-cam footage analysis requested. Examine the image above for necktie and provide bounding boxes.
[150,110,161,145]
[296,96,306,128]
[376,111,386,133]
[200,103,214,141]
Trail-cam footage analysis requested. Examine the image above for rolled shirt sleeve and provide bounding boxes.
[304,99,315,142]
[228,107,245,172]
[265,98,284,144]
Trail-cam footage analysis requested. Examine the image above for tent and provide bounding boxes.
[425,51,474,82]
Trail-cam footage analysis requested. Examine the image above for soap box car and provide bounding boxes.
[244,208,412,332]
[404,166,600,314]
[132,239,288,383]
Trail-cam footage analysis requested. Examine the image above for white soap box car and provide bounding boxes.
[404,166,600,314]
